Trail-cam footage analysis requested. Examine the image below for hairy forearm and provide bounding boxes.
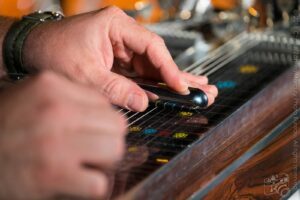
[0,17,15,79]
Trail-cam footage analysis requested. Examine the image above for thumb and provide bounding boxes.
[98,72,148,112]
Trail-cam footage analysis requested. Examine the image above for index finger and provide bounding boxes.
[109,16,189,94]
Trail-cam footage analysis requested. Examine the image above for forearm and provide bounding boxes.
[0,17,15,79]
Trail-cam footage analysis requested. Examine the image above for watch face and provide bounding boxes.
[276,0,296,13]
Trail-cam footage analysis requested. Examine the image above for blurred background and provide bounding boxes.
[0,0,299,68]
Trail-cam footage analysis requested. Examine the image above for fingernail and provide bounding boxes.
[127,93,145,111]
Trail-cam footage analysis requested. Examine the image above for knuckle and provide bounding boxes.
[102,77,123,102]
[150,32,165,45]
[34,133,60,157]
[90,174,108,197]
[37,96,64,121]
[32,134,61,185]
[203,76,209,84]
[126,15,137,23]
[105,5,124,16]
[210,85,218,95]
[90,89,110,105]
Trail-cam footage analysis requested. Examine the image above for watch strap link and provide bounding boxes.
[3,19,41,80]
[3,11,64,80]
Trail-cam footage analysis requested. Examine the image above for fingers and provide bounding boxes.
[71,109,126,167]
[5,72,129,199]
[181,72,218,106]
[98,71,148,112]
[73,133,124,167]
[181,72,209,86]
[197,85,218,106]
[59,109,126,198]
[198,84,218,97]
[112,43,134,69]
[55,167,108,198]
[102,8,218,107]
[30,71,110,108]
[108,13,189,94]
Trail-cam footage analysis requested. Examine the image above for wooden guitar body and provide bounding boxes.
[111,32,300,200]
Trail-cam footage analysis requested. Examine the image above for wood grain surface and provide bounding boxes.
[203,121,299,200]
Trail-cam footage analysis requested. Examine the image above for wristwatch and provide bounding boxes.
[3,11,64,80]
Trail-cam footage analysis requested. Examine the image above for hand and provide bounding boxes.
[0,72,126,199]
[23,6,218,112]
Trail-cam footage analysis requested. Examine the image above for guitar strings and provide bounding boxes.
[111,34,298,189]
[118,33,254,120]
[123,53,233,148]
[114,33,296,179]
[184,32,248,73]
[127,107,158,127]
[117,33,247,117]
[124,43,288,149]
[120,50,239,151]
[125,46,292,170]
[114,59,292,186]
[121,47,263,164]
[126,36,296,177]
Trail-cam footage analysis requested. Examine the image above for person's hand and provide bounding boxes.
[0,72,126,199]
[23,6,218,112]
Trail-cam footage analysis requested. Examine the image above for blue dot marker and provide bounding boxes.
[216,81,237,89]
[143,128,158,135]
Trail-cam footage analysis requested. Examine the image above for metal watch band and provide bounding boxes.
[3,11,64,80]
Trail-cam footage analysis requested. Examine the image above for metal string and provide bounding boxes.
[123,34,294,144]
[113,33,296,181]
[120,36,265,167]
[128,34,298,175]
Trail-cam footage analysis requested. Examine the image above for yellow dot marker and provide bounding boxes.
[239,65,259,74]
[128,146,138,153]
[156,158,169,164]
[129,126,142,132]
[173,132,189,139]
[179,111,193,117]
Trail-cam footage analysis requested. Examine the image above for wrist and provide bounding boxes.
[2,11,64,80]
[22,21,51,73]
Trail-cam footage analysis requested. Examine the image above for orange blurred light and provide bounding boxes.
[0,0,34,18]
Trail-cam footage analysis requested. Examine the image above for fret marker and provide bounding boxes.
[143,128,158,135]
[173,132,189,139]
[129,126,142,133]
[158,130,172,137]
[128,146,138,152]
[179,111,193,117]
[239,65,259,74]
[156,158,169,164]
[216,81,237,89]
